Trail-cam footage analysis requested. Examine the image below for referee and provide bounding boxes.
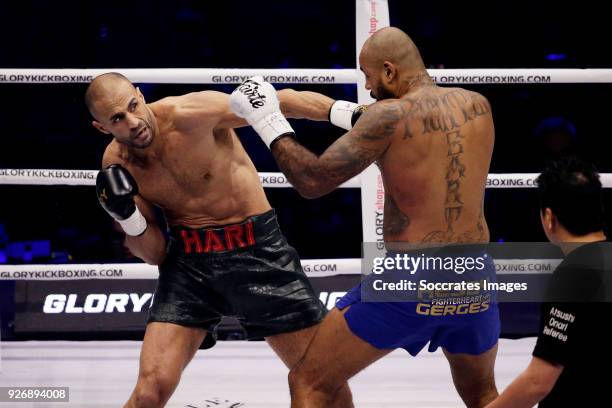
[487,156,610,407]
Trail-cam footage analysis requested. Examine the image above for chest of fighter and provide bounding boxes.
[131,153,215,205]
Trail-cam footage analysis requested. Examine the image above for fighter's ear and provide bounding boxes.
[542,208,555,231]
[92,120,111,135]
[382,61,396,83]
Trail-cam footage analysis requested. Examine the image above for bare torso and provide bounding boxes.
[103,94,270,227]
[379,86,494,243]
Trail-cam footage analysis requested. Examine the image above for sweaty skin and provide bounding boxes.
[86,73,334,263]
[271,28,494,244]
[101,95,270,228]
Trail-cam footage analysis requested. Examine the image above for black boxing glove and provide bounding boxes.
[328,100,368,130]
[96,164,147,236]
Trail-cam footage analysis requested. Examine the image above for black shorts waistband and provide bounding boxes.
[169,209,280,255]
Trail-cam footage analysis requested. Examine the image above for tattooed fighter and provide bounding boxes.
[230,27,499,408]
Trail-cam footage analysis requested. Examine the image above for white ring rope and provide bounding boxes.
[0,259,359,280]
[2,68,612,84]
[0,259,559,280]
[0,169,362,188]
[1,169,612,188]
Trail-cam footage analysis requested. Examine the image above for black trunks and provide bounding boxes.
[148,209,325,348]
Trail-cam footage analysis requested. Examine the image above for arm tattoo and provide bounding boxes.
[271,102,402,198]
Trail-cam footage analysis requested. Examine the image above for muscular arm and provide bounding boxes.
[178,89,335,131]
[485,357,563,408]
[270,101,403,198]
[101,152,167,265]
[124,196,167,265]
[277,88,335,121]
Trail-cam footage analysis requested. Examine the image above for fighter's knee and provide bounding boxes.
[131,385,162,408]
[461,384,498,408]
[474,387,498,408]
[132,369,177,408]
[288,362,339,397]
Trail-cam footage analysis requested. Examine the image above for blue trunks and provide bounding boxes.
[337,245,500,356]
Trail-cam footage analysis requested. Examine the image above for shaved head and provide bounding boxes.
[359,27,431,100]
[85,72,156,149]
[85,72,135,118]
[361,27,425,71]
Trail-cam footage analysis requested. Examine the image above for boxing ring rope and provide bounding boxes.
[0,260,361,280]
[0,259,561,280]
[2,169,612,188]
[0,169,361,188]
[3,68,612,84]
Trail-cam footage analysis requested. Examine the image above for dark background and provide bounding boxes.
[0,0,611,337]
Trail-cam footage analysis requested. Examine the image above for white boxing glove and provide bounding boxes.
[229,76,295,148]
[329,100,368,130]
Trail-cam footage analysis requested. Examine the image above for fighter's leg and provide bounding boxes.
[443,343,499,408]
[266,324,353,408]
[124,322,206,408]
[287,308,392,408]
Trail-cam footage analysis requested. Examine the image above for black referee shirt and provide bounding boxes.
[532,239,612,407]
